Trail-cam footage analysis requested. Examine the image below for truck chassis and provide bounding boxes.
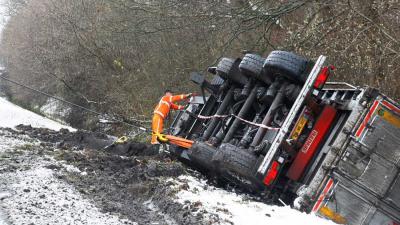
[168,51,400,225]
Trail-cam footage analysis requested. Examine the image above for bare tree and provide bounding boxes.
[0,0,398,131]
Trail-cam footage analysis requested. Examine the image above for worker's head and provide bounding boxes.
[164,89,172,96]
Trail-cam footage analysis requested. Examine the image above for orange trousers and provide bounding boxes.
[151,114,164,144]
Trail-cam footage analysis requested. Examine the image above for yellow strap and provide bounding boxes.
[155,133,169,143]
[115,136,128,144]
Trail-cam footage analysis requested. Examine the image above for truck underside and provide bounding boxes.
[168,51,400,225]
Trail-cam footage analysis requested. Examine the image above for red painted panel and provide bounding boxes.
[312,178,334,212]
[355,100,379,137]
[286,105,337,181]
[382,100,400,114]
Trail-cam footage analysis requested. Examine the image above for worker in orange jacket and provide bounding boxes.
[151,90,192,144]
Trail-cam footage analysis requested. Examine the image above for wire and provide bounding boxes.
[0,74,148,132]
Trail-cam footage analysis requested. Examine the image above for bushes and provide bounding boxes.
[0,0,398,132]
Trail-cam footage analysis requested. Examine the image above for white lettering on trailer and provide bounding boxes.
[301,130,318,154]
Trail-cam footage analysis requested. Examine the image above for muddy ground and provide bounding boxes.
[0,125,223,225]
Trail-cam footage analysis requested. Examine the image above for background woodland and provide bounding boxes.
[0,0,399,131]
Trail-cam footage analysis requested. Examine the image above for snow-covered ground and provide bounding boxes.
[0,97,335,225]
[0,130,135,225]
[0,97,75,131]
[172,176,335,225]
[0,97,130,225]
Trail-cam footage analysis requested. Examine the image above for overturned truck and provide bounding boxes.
[168,51,400,225]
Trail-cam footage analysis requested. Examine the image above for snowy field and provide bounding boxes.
[172,176,334,225]
[0,97,335,224]
[0,130,135,225]
[0,97,74,131]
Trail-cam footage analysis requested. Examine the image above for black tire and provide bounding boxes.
[264,51,311,83]
[216,58,248,85]
[216,58,235,79]
[187,142,218,171]
[212,143,263,190]
[239,54,265,77]
[210,75,225,86]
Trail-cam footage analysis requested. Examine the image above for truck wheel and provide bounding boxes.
[239,54,272,85]
[187,142,217,172]
[216,58,248,85]
[210,75,225,86]
[264,51,311,83]
[213,144,263,190]
[216,58,235,78]
[239,54,265,77]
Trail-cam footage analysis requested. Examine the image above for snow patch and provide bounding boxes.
[0,134,134,225]
[62,163,82,173]
[0,192,10,201]
[0,129,32,152]
[1,165,136,225]
[0,208,8,225]
[172,175,335,225]
[143,200,177,225]
[40,98,71,123]
[0,97,75,131]
[60,162,88,176]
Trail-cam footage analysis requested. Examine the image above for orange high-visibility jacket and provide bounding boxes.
[151,93,190,144]
[153,94,190,119]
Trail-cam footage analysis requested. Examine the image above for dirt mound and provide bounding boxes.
[15,124,159,156]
